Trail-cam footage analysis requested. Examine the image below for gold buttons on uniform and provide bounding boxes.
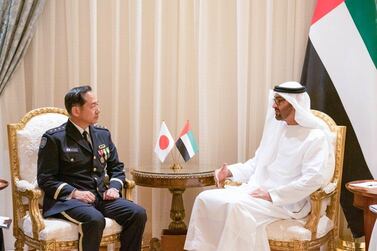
[93,168,97,172]
[93,156,96,160]
[70,158,74,162]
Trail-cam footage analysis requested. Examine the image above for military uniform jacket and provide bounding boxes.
[37,120,125,217]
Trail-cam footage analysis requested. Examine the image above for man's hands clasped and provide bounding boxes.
[72,188,119,203]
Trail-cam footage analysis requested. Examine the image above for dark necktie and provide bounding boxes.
[82,131,93,151]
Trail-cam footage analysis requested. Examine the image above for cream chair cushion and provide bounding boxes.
[20,214,122,241]
[267,215,333,241]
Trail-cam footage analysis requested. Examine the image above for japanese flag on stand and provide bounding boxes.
[154,122,174,162]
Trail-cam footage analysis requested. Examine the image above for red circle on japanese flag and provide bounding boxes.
[159,135,170,150]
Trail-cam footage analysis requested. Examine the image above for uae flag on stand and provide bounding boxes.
[176,121,199,162]
[154,121,174,162]
[301,0,377,237]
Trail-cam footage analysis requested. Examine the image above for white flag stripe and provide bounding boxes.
[154,122,174,162]
[181,133,195,158]
[310,2,377,178]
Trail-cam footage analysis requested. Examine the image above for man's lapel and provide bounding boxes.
[66,120,92,153]
[90,125,101,158]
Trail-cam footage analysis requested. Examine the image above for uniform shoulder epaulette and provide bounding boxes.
[94,124,108,131]
[46,124,66,135]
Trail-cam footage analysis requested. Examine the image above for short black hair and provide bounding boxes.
[64,85,92,114]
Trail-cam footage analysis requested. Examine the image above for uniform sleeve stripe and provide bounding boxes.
[110,178,123,187]
[54,183,68,199]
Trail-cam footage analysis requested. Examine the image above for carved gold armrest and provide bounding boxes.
[18,187,45,239]
[124,178,135,201]
[222,179,242,188]
[304,188,336,239]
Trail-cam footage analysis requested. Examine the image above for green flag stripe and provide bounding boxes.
[187,131,198,153]
[345,0,377,68]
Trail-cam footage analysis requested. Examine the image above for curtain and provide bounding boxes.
[0,0,46,95]
[0,0,316,248]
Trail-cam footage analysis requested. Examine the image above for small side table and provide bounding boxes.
[346,180,377,251]
[0,179,9,251]
[131,164,215,251]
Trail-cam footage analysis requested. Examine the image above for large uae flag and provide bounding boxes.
[301,0,377,237]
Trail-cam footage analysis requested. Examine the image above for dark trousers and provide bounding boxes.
[57,198,147,251]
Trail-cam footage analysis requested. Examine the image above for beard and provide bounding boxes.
[274,110,283,120]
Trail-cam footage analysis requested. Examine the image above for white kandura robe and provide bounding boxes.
[370,220,377,251]
[185,125,332,251]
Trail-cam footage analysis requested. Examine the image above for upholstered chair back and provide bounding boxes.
[8,108,68,210]
[16,112,68,185]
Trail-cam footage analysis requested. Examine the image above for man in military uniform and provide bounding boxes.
[37,85,146,251]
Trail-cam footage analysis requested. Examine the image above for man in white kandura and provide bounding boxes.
[369,205,377,251]
[184,81,335,251]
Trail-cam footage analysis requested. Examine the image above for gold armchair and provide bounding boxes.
[224,110,346,250]
[268,110,345,250]
[7,107,135,251]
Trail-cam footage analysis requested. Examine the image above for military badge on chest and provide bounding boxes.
[98,144,110,164]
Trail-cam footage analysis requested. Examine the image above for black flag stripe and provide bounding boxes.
[176,138,190,162]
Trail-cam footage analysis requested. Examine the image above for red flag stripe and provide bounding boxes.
[311,0,344,25]
[178,120,190,138]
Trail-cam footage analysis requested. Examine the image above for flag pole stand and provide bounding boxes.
[170,163,182,170]
[169,147,182,170]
